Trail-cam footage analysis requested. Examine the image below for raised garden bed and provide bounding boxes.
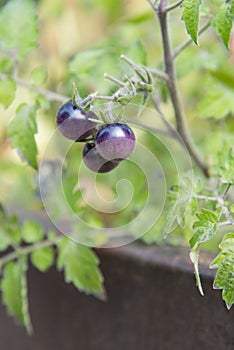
[0,240,233,350]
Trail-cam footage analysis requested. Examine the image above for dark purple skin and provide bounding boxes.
[82,142,120,173]
[56,100,97,141]
[95,123,136,161]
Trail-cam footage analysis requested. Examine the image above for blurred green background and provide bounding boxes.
[0,0,233,249]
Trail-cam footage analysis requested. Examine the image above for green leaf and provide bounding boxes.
[69,47,120,94]
[0,205,21,250]
[190,247,204,295]
[189,208,219,296]
[0,77,16,108]
[216,141,230,169]
[22,220,44,243]
[212,3,233,48]
[230,204,234,213]
[81,0,124,21]
[197,83,234,119]
[210,233,234,309]
[69,48,109,76]
[0,54,12,73]
[0,0,38,59]
[126,39,147,66]
[0,233,11,251]
[31,247,54,272]
[190,208,218,249]
[47,230,57,240]
[57,237,105,298]
[219,148,234,184]
[34,94,50,110]
[164,176,194,235]
[208,65,234,91]
[189,197,198,215]
[1,257,33,333]
[181,0,202,44]
[30,66,47,85]
[157,79,169,103]
[8,103,38,169]
[125,10,153,24]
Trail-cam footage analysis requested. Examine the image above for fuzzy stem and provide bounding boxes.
[125,118,176,138]
[157,0,209,177]
[218,221,234,228]
[148,67,169,81]
[173,20,211,58]
[194,194,234,223]
[104,73,126,87]
[0,73,68,103]
[165,0,184,12]
[150,96,183,142]
[223,183,232,199]
[0,236,61,270]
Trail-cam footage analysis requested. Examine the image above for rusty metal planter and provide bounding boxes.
[0,240,233,350]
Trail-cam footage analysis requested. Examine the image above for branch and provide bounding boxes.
[0,73,68,103]
[173,20,211,58]
[223,183,232,199]
[0,236,61,269]
[125,118,175,139]
[148,67,169,81]
[218,221,234,228]
[15,77,69,103]
[150,95,183,143]
[165,0,183,12]
[146,0,158,13]
[195,194,234,224]
[104,73,126,87]
[156,0,209,177]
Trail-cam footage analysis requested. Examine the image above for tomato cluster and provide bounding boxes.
[56,100,136,173]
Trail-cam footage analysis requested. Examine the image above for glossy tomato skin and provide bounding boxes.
[56,100,97,141]
[82,142,120,173]
[95,123,135,161]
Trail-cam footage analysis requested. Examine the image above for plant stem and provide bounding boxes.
[0,73,68,103]
[157,0,209,178]
[194,194,233,223]
[91,95,114,101]
[173,20,211,58]
[218,221,234,228]
[120,54,147,81]
[165,0,184,12]
[150,96,183,142]
[0,236,61,269]
[223,183,232,199]
[15,77,69,103]
[146,0,158,12]
[125,118,176,138]
[148,67,169,81]
[104,73,126,87]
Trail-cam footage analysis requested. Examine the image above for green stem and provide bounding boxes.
[125,118,176,138]
[223,183,232,199]
[0,73,68,103]
[91,95,113,101]
[120,54,147,81]
[150,96,183,142]
[104,73,126,87]
[165,0,184,12]
[0,236,61,269]
[148,67,169,81]
[194,194,233,223]
[218,221,234,228]
[146,0,158,12]
[173,20,211,58]
[157,0,209,178]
